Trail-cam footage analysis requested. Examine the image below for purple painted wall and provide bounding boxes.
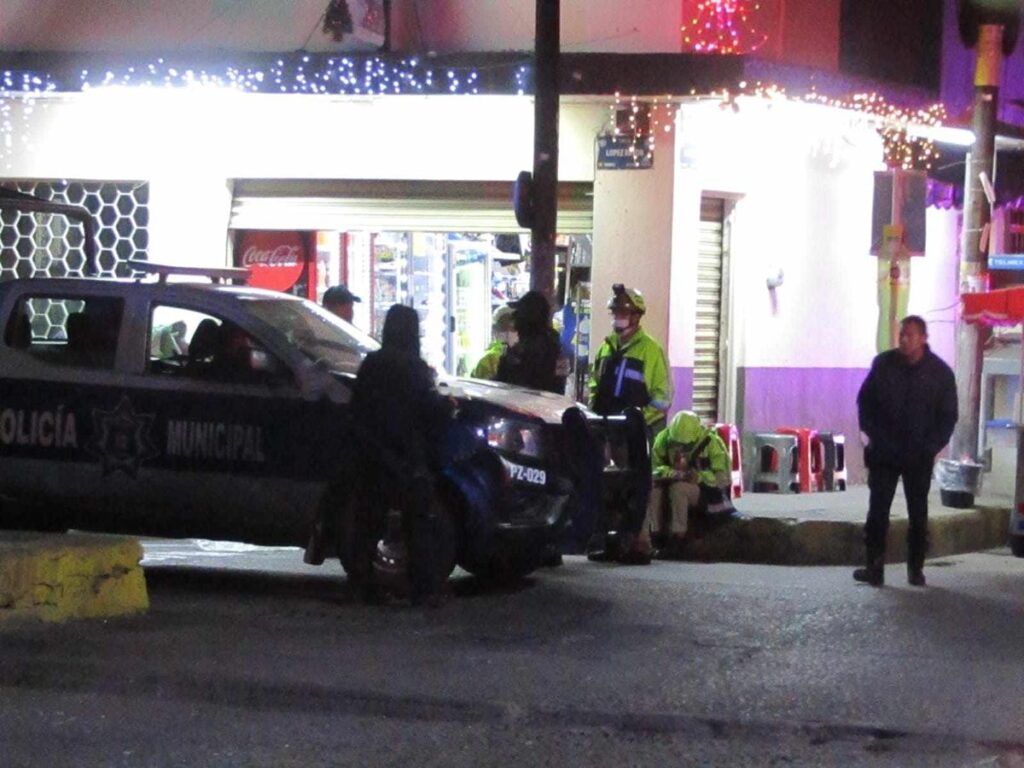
[670,366,694,413]
[669,365,873,483]
[737,366,869,484]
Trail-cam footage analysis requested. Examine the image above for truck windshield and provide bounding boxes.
[240,296,379,374]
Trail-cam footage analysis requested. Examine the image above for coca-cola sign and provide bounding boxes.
[235,230,307,291]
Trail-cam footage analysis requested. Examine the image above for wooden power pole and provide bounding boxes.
[530,0,560,305]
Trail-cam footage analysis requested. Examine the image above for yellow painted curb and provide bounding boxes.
[0,532,148,624]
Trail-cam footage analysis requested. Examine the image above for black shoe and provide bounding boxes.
[587,549,614,562]
[907,567,926,587]
[853,566,884,587]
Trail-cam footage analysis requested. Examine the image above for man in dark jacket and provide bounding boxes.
[351,304,453,605]
[495,290,567,394]
[855,315,957,587]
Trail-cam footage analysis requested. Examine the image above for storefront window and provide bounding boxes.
[233,228,593,386]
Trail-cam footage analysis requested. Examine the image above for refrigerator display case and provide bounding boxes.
[370,232,407,339]
[449,239,491,377]
[409,232,449,374]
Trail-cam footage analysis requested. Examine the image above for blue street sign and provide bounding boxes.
[989,254,1024,270]
[596,135,654,170]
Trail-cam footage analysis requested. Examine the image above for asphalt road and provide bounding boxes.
[2,541,1024,767]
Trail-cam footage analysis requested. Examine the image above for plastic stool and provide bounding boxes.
[775,426,824,492]
[819,432,847,491]
[750,433,799,493]
[714,423,743,499]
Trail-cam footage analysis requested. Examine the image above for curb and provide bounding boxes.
[685,505,1012,566]
[0,532,149,625]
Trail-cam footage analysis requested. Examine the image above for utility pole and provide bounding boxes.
[951,23,1001,461]
[950,0,1020,461]
[530,0,560,305]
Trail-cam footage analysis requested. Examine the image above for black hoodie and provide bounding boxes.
[352,305,451,468]
[857,345,958,468]
[495,290,566,394]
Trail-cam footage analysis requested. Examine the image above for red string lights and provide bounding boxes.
[680,0,769,55]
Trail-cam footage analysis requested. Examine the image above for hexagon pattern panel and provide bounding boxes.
[1,180,148,340]
[0,180,149,281]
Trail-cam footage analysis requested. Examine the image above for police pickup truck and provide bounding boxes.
[0,262,648,585]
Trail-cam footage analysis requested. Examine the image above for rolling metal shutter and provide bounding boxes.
[694,196,725,423]
[229,179,593,233]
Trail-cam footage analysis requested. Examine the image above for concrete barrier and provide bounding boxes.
[0,531,148,624]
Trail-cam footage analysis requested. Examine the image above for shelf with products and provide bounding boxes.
[370,232,409,338]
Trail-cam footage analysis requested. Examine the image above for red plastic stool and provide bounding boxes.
[714,423,743,499]
[774,427,824,492]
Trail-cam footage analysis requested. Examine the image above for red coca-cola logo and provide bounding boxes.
[241,244,301,268]
[235,231,306,291]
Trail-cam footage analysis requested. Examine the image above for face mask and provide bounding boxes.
[496,331,518,345]
[612,318,632,332]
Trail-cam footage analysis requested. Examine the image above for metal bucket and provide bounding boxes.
[936,459,984,508]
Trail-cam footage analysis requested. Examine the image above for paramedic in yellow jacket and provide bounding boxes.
[471,305,516,379]
[638,410,732,558]
[588,284,672,440]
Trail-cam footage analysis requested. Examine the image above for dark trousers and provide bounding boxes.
[865,459,933,561]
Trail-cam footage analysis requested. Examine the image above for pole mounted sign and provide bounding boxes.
[596,135,654,170]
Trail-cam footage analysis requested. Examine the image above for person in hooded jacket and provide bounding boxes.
[854,315,957,588]
[636,411,732,559]
[350,304,453,605]
[495,290,568,394]
[471,304,516,379]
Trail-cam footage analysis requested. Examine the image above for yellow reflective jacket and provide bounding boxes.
[588,327,672,426]
[651,411,730,487]
[471,341,507,380]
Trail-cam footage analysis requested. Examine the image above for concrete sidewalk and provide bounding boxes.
[0,487,1014,625]
[688,486,1014,566]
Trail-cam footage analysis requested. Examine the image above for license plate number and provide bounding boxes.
[501,458,547,486]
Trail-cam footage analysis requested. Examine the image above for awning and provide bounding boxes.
[230,179,594,234]
[962,287,1024,326]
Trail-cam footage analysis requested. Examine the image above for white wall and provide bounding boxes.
[591,146,676,362]
[392,0,684,54]
[670,98,960,373]
[1,91,607,264]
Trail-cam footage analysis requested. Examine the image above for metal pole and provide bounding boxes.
[530,0,559,305]
[951,23,1002,461]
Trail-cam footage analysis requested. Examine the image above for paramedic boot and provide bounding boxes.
[853,546,884,587]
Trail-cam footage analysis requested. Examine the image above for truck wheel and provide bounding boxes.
[339,485,459,595]
[1011,535,1024,558]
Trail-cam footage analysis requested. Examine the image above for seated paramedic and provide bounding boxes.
[637,410,732,559]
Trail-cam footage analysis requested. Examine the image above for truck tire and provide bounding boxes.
[1011,535,1024,558]
[339,483,459,595]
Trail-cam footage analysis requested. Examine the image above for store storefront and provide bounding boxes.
[229,179,595,376]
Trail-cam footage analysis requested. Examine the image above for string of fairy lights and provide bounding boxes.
[608,84,951,171]
[0,53,956,174]
[0,55,523,168]
[681,0,768,55]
